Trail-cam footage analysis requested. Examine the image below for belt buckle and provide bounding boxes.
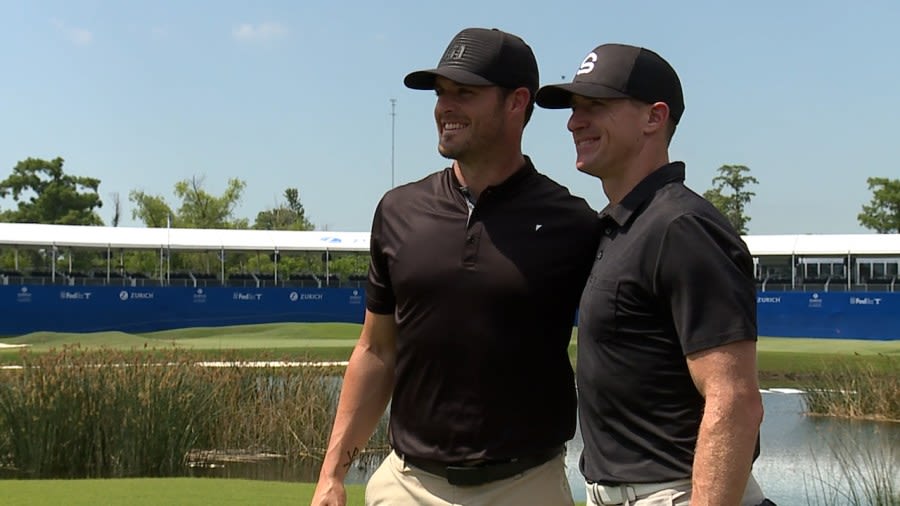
[594,483,636,505]
[445,465,486,487]
[595,484,624,505]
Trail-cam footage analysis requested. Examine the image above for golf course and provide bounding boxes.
[1,323,896,505]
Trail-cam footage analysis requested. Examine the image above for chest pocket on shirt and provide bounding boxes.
[580,277,619,342]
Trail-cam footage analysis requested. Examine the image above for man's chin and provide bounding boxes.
[437,145,456,160]
[576,164,602,179]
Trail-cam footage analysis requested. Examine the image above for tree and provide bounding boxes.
[129,190,175,228]
[253,188,315,231]
[0,157,103,225]
[174,176,248,229]
[128,176,249,276]
[858,177,900,233]
[702,164,758,234]
[109,192,122,227]
[129,176,247,230]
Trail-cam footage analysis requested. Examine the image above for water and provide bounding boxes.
[563,391,900,504]
[750,391,898,504]
[190,391,899,504]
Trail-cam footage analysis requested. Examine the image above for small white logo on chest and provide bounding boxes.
[535,224,543,231]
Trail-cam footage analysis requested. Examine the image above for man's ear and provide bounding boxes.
[509,87,531,114]
[646,102,671,135]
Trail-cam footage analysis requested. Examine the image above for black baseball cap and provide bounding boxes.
[404,28,539,99]
[536,43,684,124]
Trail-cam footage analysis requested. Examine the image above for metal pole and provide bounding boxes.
[390,98,397,188]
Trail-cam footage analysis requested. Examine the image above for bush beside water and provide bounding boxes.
[0,346,389,478]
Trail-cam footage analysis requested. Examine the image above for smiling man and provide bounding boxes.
[311,27,601,506]
[537,44,773,506]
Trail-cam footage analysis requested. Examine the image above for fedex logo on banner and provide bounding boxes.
[850,296,882,305]
[233,292,263,301]
[60,291,92,300]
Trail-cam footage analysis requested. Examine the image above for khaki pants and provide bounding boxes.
[585,474,767,506]
[365,450,574,506]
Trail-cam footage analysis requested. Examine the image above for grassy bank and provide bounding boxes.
[802,356,899,421]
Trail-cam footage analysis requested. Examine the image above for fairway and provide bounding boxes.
[0,323,361,352]
[3,322,899,352]
[2,323,897,377]
[757,336,900,355]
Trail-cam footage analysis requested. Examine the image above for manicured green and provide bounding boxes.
[0,478,589,505]
[3,324,899,380]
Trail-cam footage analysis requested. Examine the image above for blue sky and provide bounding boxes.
[1,1,897,234]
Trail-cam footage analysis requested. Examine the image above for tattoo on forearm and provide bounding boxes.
[341,447,361,469]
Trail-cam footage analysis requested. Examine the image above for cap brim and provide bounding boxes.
[535,82,630,109]
[404,67,495,90]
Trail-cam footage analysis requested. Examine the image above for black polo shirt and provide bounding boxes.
[577,162,757,483]
[367,156,600,463]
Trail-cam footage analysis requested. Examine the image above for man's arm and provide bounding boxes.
[311,310,397,506]
[686,339,763,506]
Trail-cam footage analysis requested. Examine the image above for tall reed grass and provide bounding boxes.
[0,346,389,478]
[803,355,899,422]
[804,426,899,506]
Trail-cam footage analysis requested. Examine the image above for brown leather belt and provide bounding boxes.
[399,446,564,486]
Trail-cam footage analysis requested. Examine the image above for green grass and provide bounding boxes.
[3,324,899,386]
[0,478,365,506]
[0,323,362,365]
[0,478,590,505]
[5,324,899,355]
[0,325,894,503]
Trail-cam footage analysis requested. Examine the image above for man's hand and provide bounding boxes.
[311,477,347,506]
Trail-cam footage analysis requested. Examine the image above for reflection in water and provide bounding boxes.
[190,392,898,505]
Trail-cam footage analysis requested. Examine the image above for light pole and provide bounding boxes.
[390,98,397,188]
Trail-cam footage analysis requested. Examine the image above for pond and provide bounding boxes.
[189,391,899,504]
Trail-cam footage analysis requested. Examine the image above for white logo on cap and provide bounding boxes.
[450,44,466,60]
[577,52,597,75]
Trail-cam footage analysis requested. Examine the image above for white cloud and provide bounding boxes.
[232,22,288,42]
[50,18,93,46]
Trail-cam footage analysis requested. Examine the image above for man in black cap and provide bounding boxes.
[311,28,600,506]
[536,44,772,505]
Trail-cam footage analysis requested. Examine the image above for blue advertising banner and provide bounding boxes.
[756,291,899,340]
[1,286,897,340]
[0,286,365,334]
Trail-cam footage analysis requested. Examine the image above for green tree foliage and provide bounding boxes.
[0,157,104,273]
[127,176,250,277]
[175,176,248,229]
[0,157,103,225]
[253,188,315,231]
[128,190,174,228]
[858,177,900,233]
[702,164,759,234]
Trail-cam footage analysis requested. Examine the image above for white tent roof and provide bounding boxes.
[743,234,900,256]
[1,223,898,256]
[0,223,370,252]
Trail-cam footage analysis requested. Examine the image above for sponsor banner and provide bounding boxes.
[756,291,898,340]
[1,286,896,340]
[0,286,365,334]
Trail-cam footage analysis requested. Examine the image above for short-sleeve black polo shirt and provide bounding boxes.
[367,157,600,463]
[577,162,757,483]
